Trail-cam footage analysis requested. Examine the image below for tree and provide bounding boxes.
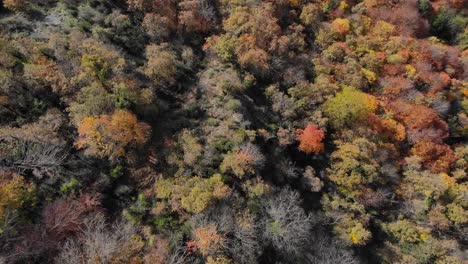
[143,13,173,40]
[295,124,325,154]
[68,82,114,125]
[144,44,178,87]
[327,138,379,193]
[155,174,231,213]
[42,194,101,242]
[323,86,377,129]
[261,188,312,256]
[237,47,270,78]
[192,224,226,256]
[230,211,261,264]
[75,110,151,161]
[206,255,232,264]
[126,0,152,11]
[180,129,202,166]
[331,18,351,36]
[55,215,143,264]
[144,237,170,264]
[81,54,110,83]
[385,219,431,244]
[322,195,372,246]
[401,156,449,200]
[300,3,321,29]
[307,230,361,263]
[221,143,265,178]
[411,141,456,173]
[0,171,34,232]
[385,101,449,144]
[3,0,26,11]
[178,0,216,33]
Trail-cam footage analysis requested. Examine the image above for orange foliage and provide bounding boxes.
[411,141,456,173]
[385,101,449,144]
[368,114,406,142]
[75,110,151,160]
[296,124,325,154]
[192,224,225,256]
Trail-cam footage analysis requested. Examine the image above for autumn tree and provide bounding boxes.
[220,143,265,178]
[410,140,456,173]
[180,129,202,167]
[385,101,449,143]
[81,54,111,83]
[143,13,173,40]
[68,82,114,125]
[0,171,35,234]
[42,194,101,242]
[308,231,360,264]
[192,224,226,256]
[178,0,216,33]
[327,138,380,194]
[323,86,377,129]
[3,0,26,11]
[155,174,231,213]
[75,110,151,161]
[321,138,384,246]
[300,3,322,29]
[144,43,178,87]
[295,124,325,154]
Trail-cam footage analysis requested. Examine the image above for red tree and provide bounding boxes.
[296,124,325,154]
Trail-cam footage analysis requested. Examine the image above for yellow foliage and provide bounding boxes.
[440,173,456,189]
[155,178,173,199]
[206,256,232,264]
[0,173,35,222]
[372,20,395,38]
[361,68,377,84]
[446,203,467,225]
[331,18,350,35]
[242,177,271,197]
[382,118,406,141]
[156,174,231,213]
[348,222,371,245]
[338,1,348,10]
[386,219,431,244]
[405,64,417,79]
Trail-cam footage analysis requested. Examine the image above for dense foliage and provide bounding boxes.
[0,0,466,263]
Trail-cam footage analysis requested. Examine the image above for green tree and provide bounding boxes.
[322,86,377,129]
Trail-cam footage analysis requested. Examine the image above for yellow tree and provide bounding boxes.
[0,171,35,232]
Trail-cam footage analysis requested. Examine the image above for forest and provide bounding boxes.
[0,0,467,263]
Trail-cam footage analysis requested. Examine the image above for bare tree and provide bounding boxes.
[168,245,197,264]
[81,216,137,264]
[231,212,261,264]
[305,230,361,264]
[55,239,83,264]
[261,188,312,256]
[54,214,139,264]
[0,137,68,179]
[14,141,68,178]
